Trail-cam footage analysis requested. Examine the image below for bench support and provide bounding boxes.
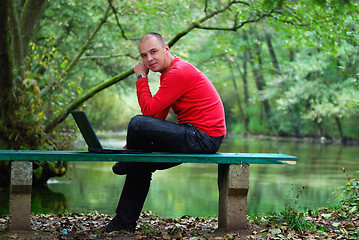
[218,164,249,231]
[9,161,33,232]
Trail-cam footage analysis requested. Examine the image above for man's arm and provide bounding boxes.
[136,68,189,117]
[134,62,171,119]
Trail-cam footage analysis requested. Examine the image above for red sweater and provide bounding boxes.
[136,57,226,137]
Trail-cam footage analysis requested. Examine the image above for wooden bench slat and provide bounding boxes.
[0,150,297,164]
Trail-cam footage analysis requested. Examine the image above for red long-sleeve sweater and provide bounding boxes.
[136,57,226,137]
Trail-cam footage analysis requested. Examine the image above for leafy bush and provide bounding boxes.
[338,172,359,207]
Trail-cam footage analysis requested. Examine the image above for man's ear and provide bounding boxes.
[165,44,170,54]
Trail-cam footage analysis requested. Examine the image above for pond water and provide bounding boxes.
[1,134,358,218]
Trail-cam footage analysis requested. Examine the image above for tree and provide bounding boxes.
[0,0,358,184]
[2,0,294,149]
[2,0,297,185]
[0,0,14,131]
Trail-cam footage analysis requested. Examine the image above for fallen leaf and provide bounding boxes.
[349,206,357,214]
[281,225,288,231]
[344,223,355,231]
[332,222,340,227]
[162,232,171,239]
[271,228,281,234]
[321,213,332,219]
[9,234,18,239]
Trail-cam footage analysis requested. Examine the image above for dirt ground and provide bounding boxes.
[1,205,358,240]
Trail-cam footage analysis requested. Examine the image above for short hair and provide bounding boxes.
[139,32,166,47]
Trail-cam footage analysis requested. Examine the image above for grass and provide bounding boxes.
[268,205,314,233]
[250,174,359,235]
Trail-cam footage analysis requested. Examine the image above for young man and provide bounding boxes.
[100,32,226,232]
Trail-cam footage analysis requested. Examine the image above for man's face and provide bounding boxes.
[138,37,170,74]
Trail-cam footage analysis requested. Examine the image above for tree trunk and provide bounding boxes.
[1,0,48,147]
[240,38,250,108]
[244,29,273,130]
[286,46,303,137]
[289,48,294,62]
[20,0,47,58]
[225,56,249,134]
[241,49,250,130]
[0,0,16,145]
[253,35,271,124]
[265,32,280,75]
[334,116,344,142]
[9,0,24,81]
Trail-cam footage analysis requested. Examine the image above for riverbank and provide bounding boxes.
[1,186,358,240]
[226,133,359,146]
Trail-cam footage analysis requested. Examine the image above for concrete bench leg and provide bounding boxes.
[218,164,249,232]
[9,161,33,232]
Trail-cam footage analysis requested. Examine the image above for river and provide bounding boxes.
[1,134,358,218]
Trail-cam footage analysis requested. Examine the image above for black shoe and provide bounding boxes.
[112,162,129,175]
[98,215,136,233]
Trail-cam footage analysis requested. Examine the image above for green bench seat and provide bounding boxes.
[0,150,297,233]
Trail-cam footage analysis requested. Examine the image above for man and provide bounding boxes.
[100,32,226,232]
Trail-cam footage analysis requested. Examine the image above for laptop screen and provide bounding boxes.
[71,111,103,150]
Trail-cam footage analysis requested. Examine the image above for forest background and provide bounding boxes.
[1,0,358,152]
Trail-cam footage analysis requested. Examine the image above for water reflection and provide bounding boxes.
[31,186,67,213]
[221,137,359,215]
[0,135,358,218]
[0,186,66,214]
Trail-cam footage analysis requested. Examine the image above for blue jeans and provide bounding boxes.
[116,115,224,226]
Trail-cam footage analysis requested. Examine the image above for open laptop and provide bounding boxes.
[71,111,142,154]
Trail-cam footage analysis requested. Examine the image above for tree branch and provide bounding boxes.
[167,0,249,47]
[38,4,111,99]
[65,5,111,75]
[107,0,134,41]
[80,53,137,60]
[43,0,268,133]
[44,68,134,133]
[196,11,273,31]
[204,0,209,14]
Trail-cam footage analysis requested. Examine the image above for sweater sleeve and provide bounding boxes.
[136,70,187,118]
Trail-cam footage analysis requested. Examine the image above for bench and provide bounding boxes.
[0,150,297,233]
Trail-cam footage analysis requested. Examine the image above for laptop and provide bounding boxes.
[71,111,142,154]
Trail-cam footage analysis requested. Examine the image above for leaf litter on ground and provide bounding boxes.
[0,206,358,239]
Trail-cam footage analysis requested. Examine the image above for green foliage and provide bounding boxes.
[180,0,358,139]
[14,39,76,149]
[32,161,68,185]
[2,0,359,150]
[337,175,359,207]
[344,71,359,107]
[269,205,315,233]
[268,187,315,233]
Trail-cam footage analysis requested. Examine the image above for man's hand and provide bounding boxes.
[134,62,149,77]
